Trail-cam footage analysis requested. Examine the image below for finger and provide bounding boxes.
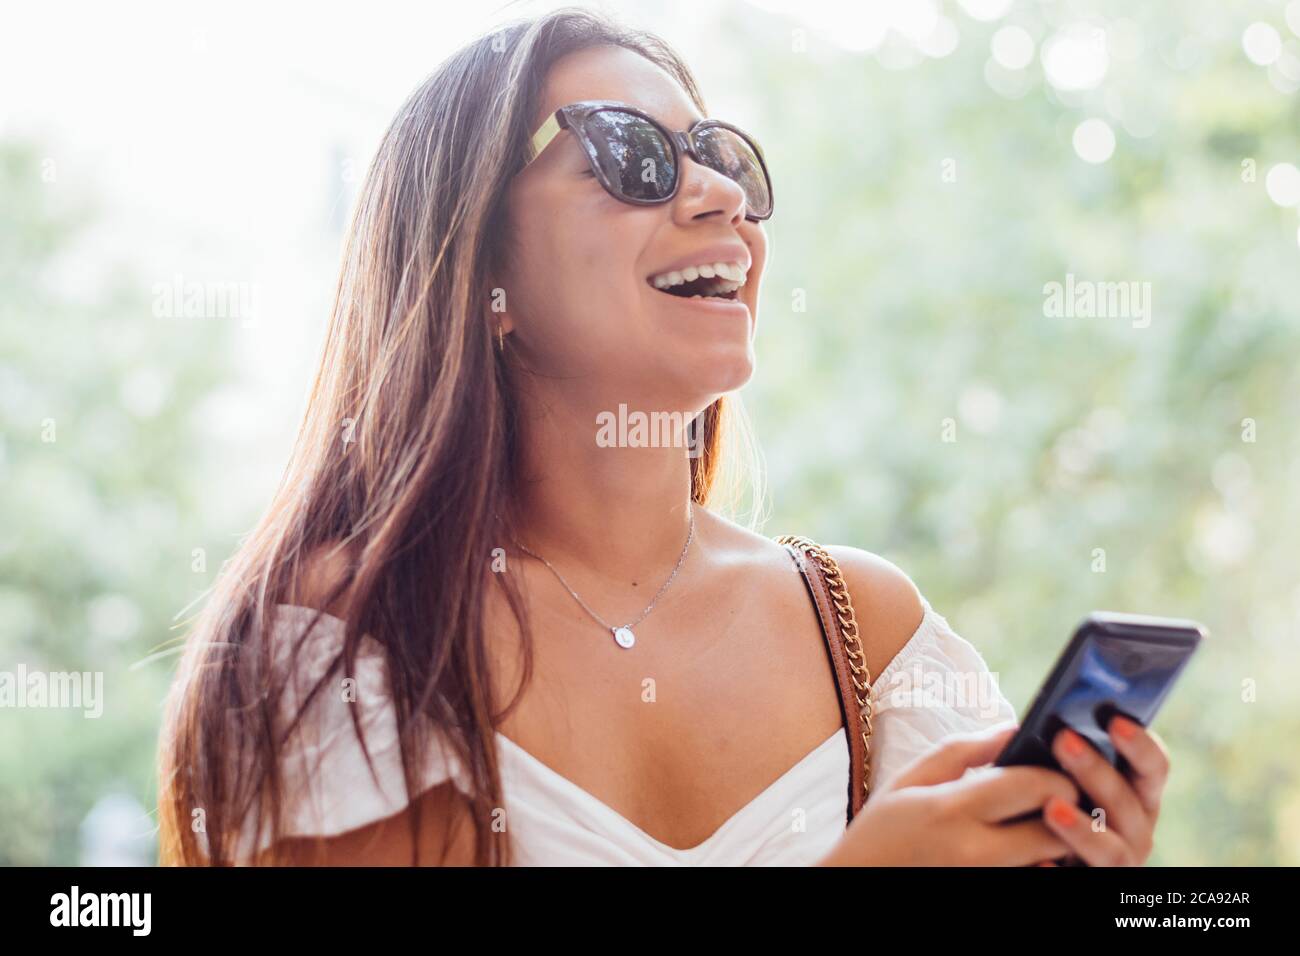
[1107,716,1170,815]
[988,818,1073,867]
[958,765,1080,822]
[894,722,1020,788]
[1043,795,1139,866]
[1053,727,1151,848]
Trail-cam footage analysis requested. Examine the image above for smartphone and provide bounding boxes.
[995,611,1205,806]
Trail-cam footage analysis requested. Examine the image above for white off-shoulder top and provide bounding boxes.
[237,596,1016,865]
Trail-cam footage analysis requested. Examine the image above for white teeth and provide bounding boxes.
[648,260,748,290]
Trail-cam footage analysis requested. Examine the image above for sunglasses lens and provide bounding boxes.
[582,110,677,202]
[691,125,772,219]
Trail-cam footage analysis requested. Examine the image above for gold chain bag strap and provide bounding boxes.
[775,535,874,823]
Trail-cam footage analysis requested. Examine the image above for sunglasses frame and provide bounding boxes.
[526,99,774,222]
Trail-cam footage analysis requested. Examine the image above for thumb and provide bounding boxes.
[891,722,1019,789]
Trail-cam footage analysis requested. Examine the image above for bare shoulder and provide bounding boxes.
[697,511,926,682]
[822,545,926,684]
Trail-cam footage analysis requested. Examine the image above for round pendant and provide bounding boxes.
[612,626,636,649]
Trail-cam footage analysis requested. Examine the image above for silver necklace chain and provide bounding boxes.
[509,503,695,649]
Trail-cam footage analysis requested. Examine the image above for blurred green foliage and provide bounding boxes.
[737,0,1300,864]
[0,143,233,864]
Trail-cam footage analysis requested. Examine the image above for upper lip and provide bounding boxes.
[646,243,752,281]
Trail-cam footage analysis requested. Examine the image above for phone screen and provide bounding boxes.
[995,614,1203,781]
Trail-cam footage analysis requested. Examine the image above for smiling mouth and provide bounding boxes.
[648,261,747,301]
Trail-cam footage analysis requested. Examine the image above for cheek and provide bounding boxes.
[515,203,648,337]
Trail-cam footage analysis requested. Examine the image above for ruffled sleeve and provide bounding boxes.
[866,594,1017,790]
[234,604,468,861]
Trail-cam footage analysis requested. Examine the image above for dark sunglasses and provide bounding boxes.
[525,100,774,221]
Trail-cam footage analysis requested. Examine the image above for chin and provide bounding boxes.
[670,344,756,405]
[709,348,756,394]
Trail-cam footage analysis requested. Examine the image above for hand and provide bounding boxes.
[817,723,1079,866]
[1039,716,1169,867]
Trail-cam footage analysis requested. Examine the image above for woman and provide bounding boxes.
[158,8,1169,866]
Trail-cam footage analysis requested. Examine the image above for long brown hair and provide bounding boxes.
[157,7,764,866]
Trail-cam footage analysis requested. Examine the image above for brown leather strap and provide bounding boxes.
[776,536,871,825]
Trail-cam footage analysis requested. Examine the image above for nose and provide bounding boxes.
[671,156,747,227]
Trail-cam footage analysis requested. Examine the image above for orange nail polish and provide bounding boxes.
[1048,797,1079,828]
[1060,729,1086,758]
[1112,716,1138,740]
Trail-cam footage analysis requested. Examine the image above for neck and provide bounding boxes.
[505,387,701,583]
